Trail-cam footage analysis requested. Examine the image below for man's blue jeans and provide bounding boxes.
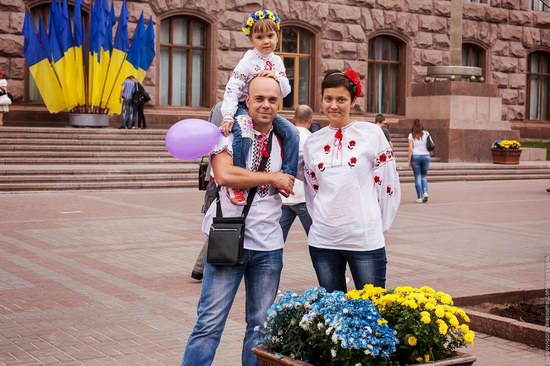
[121,99,134,128]
[279,203,312,242]
[308,246,387,293]
[181,249,283,366]
[411,154,431,198]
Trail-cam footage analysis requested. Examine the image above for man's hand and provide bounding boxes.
[220,117,234,136]
[271,172,295,196]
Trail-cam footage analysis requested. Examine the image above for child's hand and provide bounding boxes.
[220,117,234,136]
[258,70,276,78]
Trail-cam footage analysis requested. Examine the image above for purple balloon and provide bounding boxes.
[165,119,222,160]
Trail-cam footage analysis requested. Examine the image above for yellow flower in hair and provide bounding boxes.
[247,17,254,26]
[242,27,250,35]
[256,10,265,19]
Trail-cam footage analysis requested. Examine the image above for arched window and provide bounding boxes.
[462,43,486,81]
[367,36,404,114]
[276,26,313,110]
[160,16,207,107]
[28,3,86,102]
[527,51,550,120]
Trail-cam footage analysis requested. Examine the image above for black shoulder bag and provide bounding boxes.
[207,131,273,266]
[426,132,435,152]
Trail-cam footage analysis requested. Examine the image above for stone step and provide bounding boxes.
[0,144,169,152]
[0,173,196,183]
[0,180,195,191]
[0,132,168,141]
[0,157,187,164]
[0,138,165,146]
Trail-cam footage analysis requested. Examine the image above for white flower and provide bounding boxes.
[277,330,283,336]
[253,325,260,332]
[343,308,349,314]
[331,349,337,358]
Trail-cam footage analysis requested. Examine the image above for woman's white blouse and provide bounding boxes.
[303,121,401,251]
[408,131,431,156]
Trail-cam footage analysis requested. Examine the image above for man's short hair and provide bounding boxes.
[294,105,313,122]
[375,114,385,123]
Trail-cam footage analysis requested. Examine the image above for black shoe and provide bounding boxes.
[191,271,203,281]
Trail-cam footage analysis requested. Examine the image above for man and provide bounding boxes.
[119,76,136,129]
[375,113,393,149]
[181,76,295,366]
[280,105,313,241]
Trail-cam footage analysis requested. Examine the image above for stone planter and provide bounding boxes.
[491,148,522,165]
[252,346,476,366]
[69,113,109,127]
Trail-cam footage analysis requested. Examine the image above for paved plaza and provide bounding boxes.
[0,179,548,365]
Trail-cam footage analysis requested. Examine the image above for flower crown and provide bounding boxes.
[242,9,281,37]
[343,69,363,98]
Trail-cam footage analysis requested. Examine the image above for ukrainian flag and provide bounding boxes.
[136,16,156,82]
[88,0,106,109]
[59,0,78,109]
[23,11,67,113]
[103,0,129,114]
[72,0,86,106]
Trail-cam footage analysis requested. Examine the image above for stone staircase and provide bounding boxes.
[0,127,549,192]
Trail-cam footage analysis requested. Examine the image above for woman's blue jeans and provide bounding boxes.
[411,154,431,198]
[279,202,312,242]
[181,249,283,366]
[308,246,387,293]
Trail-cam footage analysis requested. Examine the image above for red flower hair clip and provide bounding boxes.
[344,69,363,97]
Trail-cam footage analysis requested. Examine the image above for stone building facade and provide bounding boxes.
[1,0,550,138]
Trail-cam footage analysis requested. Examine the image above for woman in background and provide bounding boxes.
[407,119,431,203]
[0,71,9,126]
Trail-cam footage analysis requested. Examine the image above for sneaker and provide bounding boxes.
[422,193,429,202]
[416,198,423,203]
[191,271,203,281]
[228,188,246,206]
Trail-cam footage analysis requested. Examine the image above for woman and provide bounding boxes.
[302,69,401,292]
[407,119,431,203]
[0,71,9,126]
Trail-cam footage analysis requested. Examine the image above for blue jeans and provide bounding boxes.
[279,203,312,242]
[121,99,135,128]
[308,246,387,292]
[181,249,283,366]
[232,103,299,177]
[411,154,431,198]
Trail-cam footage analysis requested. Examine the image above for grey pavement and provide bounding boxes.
[0,179,548,365]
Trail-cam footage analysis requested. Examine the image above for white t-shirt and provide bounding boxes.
[303,121,401,251]
[202,127,284,251]
[220,49,291,119]
[0,79,7,87]
[282,126,312,206]
[408,131,431,156]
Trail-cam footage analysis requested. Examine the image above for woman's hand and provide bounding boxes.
[220,118,234,136]
[257,70,276,78]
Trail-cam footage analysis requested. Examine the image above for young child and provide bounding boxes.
[220,9,298,205]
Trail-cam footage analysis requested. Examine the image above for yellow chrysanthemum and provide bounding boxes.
[407,336,417,346]
[424,302,435,310]
[464,331,475,345]
[435,306,445,318]
[421,315,431,324]
[377,319,388,325]
[440,294,453,305]
[460,324,470,333]
[437,319,448,335]
[419,285,435,293]
[424,354,430,362]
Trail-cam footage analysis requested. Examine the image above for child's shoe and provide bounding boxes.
[228,188,246,206]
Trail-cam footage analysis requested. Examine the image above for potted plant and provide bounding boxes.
[253,286,476,366]
[491,140,522,165]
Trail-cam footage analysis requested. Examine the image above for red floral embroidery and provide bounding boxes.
[309,171,316,179]
[348,157,357,167]
[348,140,356,150]
[335,129,343,141]
[318,162,325,172]
[379,153,387,163]
[324,145,331,154]
[387,185,393,196]
[313,184,319,191]
[374,176,382,185]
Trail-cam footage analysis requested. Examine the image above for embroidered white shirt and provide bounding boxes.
[220,49,291,119]
[303,121,401,251]
[203,125,285,251]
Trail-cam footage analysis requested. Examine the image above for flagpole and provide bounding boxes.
[103,52,128,113]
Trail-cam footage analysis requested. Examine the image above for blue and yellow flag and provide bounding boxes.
[136,16,156,82]
[72,0,85,106]
[23,11,67,113]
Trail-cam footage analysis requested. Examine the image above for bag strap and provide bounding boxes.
[215,131,274,218]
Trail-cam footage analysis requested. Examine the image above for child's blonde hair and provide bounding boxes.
[250,18,279,36]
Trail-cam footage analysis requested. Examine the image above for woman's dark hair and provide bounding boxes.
[411,118,424,140]
[321,70,357,101]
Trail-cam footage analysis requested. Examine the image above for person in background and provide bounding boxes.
[302,69,401,293]
[133,80,150,129]
[0,71,9,126]
[309,121,321,133]
[119,75,136,129]
[375,113,393,149]
[407,118,432,203]
[280,105,313,241]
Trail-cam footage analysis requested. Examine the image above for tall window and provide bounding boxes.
[29,4,84,102]
[367,36,403,114]
[533,0,550,11]
[527,51,550,120]
[462,43,486,81]
[276,26,312,110]
[160,16,206,107]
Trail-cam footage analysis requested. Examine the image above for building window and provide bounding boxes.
[527,51,550,121]
[462,43,486,81]
[29,4,84,102]
[467,0,488,3]
[367,36,404,115]
[276,26,312,110]
[160,16,207,107]
[533,0,550,11]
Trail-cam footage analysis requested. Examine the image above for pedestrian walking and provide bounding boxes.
[407,118,432,203]
[375,113,393,149]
